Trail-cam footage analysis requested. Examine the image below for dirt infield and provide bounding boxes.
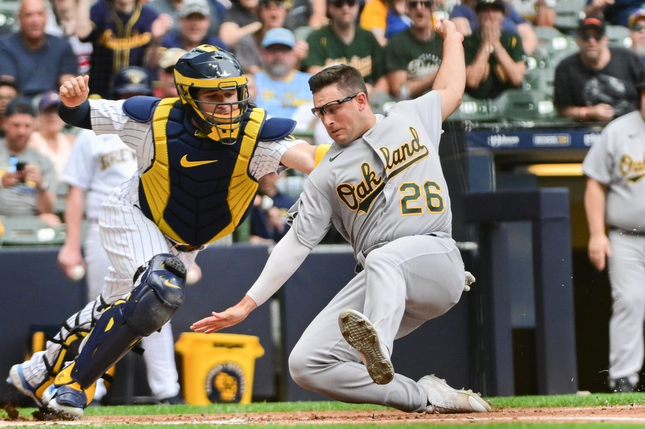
[3,404,645,426]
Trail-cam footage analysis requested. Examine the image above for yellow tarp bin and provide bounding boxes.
[175,332,264,405]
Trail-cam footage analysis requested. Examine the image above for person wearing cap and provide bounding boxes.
[154,0,229,67]
[148,0,227,36]
[75,0,174,98]
[554,14,645,123]
[384,0,444,100]
[0,79,19,138]
[303,0,388,95]
[28,91,75,180]
[155,48,188,98]
[0,97,59,226]
[628,8,645,64]
[582,73,645,394]
[585,0,643,28]
[463,0,526,99]
[450,0,537,54]
[0,0,78,98]
[235,0,306,74]
[255,28,313,120]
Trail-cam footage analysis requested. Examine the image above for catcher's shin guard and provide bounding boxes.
[69,254,187,389]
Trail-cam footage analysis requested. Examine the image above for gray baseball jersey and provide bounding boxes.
[583,110,645,232]
[290,91,451,260]
[582,109,645,385]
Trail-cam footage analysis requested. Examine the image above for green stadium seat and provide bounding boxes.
[447,94,500,122]
[554,0,586,33]
[0,216,66,247]
[606,24,631,48]
[523,66,555,97]
[494,89,557,122]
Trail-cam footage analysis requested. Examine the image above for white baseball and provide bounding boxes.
[70,265,86,281]
[186,268,200,285]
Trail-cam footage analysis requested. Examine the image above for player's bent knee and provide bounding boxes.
[72,254,187,388]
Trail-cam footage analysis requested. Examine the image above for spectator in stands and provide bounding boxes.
[76,0,173,98]
[628,8,645,64]
[249,171,295,244]
[149,0,228,36]
[288,0,330,29]
[554,14,645,123]
[28,91,74,180]
[360,0,412,47]
[385,0,443,99]
[463,0,525,99]
[508,0,555,27]
[235,0,306,74]
[303,0,389,94]
[155,0,229,68]
[45,0,93,75]
[0,0,77,98]
[585,0,642,28]
[219,0,262,49]
[450,0,537,54]
[0,97,59,226]
[0,79,20,138]
[254,28,315,129]
[154,47,187,98]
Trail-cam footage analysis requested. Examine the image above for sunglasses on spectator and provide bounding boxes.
[632,24,645,32]
[408,1,433,8]
[311,92,361,118]
[331,0,357,7]
[580,32,603,42]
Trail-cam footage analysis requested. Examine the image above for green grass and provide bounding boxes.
[3,393,645,428]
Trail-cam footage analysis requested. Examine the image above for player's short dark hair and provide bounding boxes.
[308,64,368,99]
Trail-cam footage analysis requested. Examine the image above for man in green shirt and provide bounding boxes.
[303,0,388,94]
[463,0,525,99]
[385,0,443,100]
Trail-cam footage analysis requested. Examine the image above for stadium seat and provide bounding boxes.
[447,94,500,122]
[606,24,631,48]
[0,216,66,247]
[554,0,586,33]
[523,66,555,97]
[493,89,557,122]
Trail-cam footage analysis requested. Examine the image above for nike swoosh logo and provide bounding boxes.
[329,151,344,162]
[180,155,218,168]
[164,279,181,289]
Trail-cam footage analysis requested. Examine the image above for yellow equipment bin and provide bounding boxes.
[175,332,265,404]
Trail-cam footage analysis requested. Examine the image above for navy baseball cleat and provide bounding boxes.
[419,375,491,414]
[42,383,87,419]
[7,364,45,408]
[338,309,394,385]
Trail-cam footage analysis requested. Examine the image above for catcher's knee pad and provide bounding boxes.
[70,254,186,388]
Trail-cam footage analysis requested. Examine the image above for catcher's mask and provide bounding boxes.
[174,45,250,144]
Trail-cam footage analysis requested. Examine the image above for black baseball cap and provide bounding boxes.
[4,97,36,117]
[578,14,606,36]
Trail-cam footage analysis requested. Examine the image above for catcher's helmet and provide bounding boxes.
[174,45,249,143]
[110,67,153,99]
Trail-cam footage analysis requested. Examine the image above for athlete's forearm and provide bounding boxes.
[246,228,311,306]
[58,101,92,129]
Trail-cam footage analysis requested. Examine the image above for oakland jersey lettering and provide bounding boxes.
[620,153,645,183]
[336,127,432,214]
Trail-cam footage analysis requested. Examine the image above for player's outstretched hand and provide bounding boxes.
[191,295,258,334]
[60,75,90,108]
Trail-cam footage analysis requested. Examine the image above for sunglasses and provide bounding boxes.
[331,0,357,7]
[408,1,433,8]
[580,32,603,42]
[633,24,645,32]
[311,92,360,118]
